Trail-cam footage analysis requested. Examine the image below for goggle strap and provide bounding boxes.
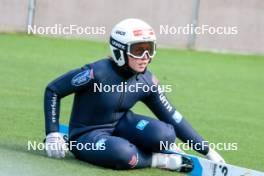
[110,37,128,51]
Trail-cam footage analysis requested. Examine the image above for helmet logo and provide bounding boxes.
[115,30,126,36]
[133,30,143,36]
[133,29,155,37]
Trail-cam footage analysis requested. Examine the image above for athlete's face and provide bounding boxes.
[128,54,150,73]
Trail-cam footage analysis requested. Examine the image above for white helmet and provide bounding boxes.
[110,18,156,67]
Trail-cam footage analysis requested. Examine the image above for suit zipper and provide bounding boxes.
[114,76,134,120]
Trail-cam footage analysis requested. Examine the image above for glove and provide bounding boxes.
[45,132,68,159]
[206,148,225,163]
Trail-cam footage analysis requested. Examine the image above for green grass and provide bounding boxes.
[0,34,263,175]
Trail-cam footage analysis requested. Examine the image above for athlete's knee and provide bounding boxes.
[147,121,176,151]
[110,140,139,169]
[71,137,139,170]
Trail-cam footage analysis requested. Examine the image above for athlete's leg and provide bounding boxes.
[71,128,193,172]
[114,111,176,152]
[70,129,152,169]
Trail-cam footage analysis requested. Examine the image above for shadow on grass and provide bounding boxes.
[0,142,103,169]
[0,142,158,175]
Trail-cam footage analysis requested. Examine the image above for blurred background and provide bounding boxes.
[1,0,263,54]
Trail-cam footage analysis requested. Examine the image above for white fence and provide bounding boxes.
[1,0,263,54]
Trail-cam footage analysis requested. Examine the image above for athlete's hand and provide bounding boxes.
[45,132,68,159]
[206,148,225,163]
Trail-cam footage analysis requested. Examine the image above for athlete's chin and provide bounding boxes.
[135,67,146,73]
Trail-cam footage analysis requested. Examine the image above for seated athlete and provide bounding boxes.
[44,18,225,172]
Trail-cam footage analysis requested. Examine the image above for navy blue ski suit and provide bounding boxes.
[44,58,209,169]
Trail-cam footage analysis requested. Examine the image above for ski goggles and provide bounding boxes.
[127,41,156,59]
